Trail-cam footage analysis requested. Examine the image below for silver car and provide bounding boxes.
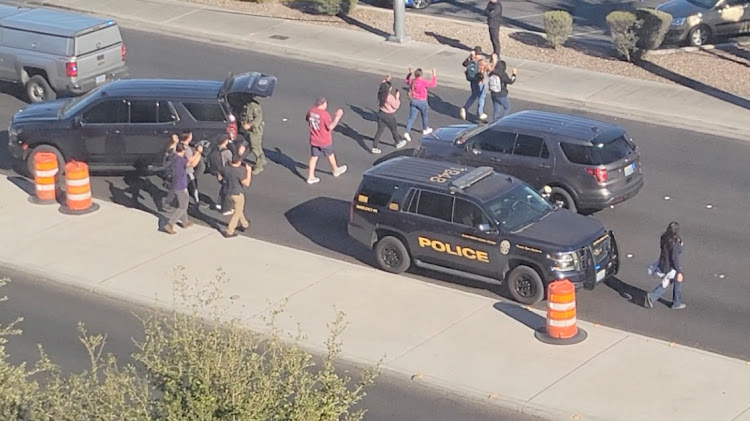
[657,0,750,46]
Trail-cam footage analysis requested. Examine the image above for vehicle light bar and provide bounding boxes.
[449,166,494,192]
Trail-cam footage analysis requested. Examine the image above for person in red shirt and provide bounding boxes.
[305,97,347,184]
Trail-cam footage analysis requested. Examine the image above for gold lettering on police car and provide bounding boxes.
[429,168,466,183]
[417,237,489,263]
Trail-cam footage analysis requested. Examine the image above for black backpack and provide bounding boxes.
[465,60,479,81]
[207,147,223,175]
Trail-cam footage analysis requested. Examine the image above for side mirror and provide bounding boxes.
[477,223,492,233]
[72,116,82,128]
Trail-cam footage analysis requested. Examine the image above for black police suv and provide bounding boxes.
[348,157,620,304]
[8,72,276,176]
[415,110,644,213]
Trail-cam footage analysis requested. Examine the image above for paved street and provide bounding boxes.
[1,28,749,362]
[0,267,541,421]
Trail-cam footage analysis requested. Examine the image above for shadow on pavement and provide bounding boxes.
[0,131,14,171]
[493,301,545,330]
[635,58,750,110]
[7,175,35,196]
[424,31,472,52]
[284,196,373,265]
[335,121,370,152]
[428,91,461,120]
[604,276,642,305]
[0,81,27,103]
[107,179,165,222]
[339,14,390,38]
[373,147,417,166]
[349,105,378,122]
[265,147,306,181]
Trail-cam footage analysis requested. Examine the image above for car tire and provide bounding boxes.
[25,75,57,103]
[688,25,711,47]
[374,236,411,274]
[25,144,65,183]
[507,265,545,305]
[411,0,431,9]
[550,186,577,213]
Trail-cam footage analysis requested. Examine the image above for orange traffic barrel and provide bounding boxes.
[535,279,587,345]
[29,151,58,205]
[59,161,99,215]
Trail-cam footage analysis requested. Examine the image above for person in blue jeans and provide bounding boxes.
[645,221,686,310]
[488,60,517,121]
[403,67,437,141]
[459,47,494,121]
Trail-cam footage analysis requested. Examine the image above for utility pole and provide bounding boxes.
[388,0,410,43]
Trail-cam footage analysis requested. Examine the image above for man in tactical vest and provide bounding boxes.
[241,96,268,175]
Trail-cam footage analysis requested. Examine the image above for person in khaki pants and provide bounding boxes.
[219,153,251,238]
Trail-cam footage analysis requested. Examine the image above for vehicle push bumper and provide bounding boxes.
[551,231,620,290]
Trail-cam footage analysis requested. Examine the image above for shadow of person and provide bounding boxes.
[264,147,306,180]
[122,173,167,211]
[428,91,462,120]
[349,105,378,122]
[509,31,551,49]
[604,277,642,305]
[334,122,370,152]
[424,31,471,51]
[493,301,546,330]
[107,180,164,223]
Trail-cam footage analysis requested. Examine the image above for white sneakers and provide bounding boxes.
[371,148,382,154]
[422,128,433,135]
[307,165,347,185]
[396,140,407,149]
[479,113,488,121]
[403,133,411,142]
[459,108,466,120]
[307,177,320,184]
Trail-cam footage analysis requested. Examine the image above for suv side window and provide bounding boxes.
[158,101,177,123]
[357,179,396,207]
[513,134,546,158]
[129,100,158,124]
[475,129,516,154]
[452,199,491,228]
[415,191,454,222]
[82,100,128,124]
[182,102,227,122]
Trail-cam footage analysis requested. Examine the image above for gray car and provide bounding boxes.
[0,5,128,103]
[414,110,645,214]
[657,0,750,46]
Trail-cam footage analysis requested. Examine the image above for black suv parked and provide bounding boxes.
[348,157,620,304]
[415,110,644,213]
[8,72,277,175]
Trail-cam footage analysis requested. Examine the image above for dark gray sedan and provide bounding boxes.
[657,0,750,46]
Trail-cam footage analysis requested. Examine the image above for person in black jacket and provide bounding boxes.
[487,60,516,121]
[485,0,503,57]
[645,222,686,310]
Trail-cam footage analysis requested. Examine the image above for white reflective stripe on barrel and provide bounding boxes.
[35,169,58,177]
[547,301,575,311]
[548,317,577,328]
[35,184,55,191]
[66,177,90,187]
[67,192,91,201]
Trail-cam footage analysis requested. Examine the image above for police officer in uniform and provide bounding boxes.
[241,96,268,175]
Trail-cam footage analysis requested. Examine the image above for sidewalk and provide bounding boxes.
[35,0,750,142]
[3,174,750,421]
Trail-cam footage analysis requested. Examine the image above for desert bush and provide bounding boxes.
[543,11,573,48]
[314,0,343,15]
[606,11,641,62]
[635,8,672,54]
[339,0,358,16]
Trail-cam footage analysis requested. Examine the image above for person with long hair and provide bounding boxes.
[487,59,517,121]
[403,67,437,141]
[372,75,407,154]
[645,221,686,309]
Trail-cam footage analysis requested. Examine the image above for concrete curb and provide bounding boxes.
[646,39,750,56]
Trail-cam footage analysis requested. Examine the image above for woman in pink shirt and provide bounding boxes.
[372,75,407,154]
[404,67,437,142]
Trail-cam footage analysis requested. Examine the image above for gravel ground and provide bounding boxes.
[185,0,750,98]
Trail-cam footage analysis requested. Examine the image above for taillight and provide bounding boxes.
[586,168,608,183]
[121,44,127,61]
[65,61,78,77]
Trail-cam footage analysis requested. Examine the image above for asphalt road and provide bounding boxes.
[0,267,541,421]
[1,29,749,361]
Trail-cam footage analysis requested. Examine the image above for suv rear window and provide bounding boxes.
[357,179,396,207]
[560,135,634,165]
[183,102,227,122]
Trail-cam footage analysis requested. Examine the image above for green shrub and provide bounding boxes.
[635,8,672,54]
[606,11,641,62]
[543,11,573,48]
[339,0,358,16]
[314,0,343,15]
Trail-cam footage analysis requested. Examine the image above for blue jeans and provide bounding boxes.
[647,272,682,307]
[406,98,429,133]
[463,80,486,115]
[492,95,510,121]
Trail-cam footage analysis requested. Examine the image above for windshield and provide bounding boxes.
[486,184,553,232]
[61,86,104,117]
[686,0,718,8]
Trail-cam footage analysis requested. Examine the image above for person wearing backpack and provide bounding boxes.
[207,134,234,214]
[488,59,517,121]
[460,47,493,122]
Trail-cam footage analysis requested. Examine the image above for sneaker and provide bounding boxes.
[459,108,466,120]
[307,177,321,184]
[644,294,653,309]
[180,221,193,229]
[238,224,249,232]
[333,165,348,177]
[403,133,412,142]
[371,148,382,154]
[223,231,238,238]
[479,113,488,121]
[396,140,407,149]
[422,128,433,135]
[222,209,235,216]
[252,167,264,175]
[672,303,686,310]
[164,224,176,235]
[215,204,222,210]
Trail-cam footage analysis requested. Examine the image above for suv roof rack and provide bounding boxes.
[449,166,494,192]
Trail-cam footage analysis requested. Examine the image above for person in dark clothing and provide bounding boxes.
[164,142,203,234]
[485,0,503,57]
[645,221,686,310]
[208,134,235,214]
[487,60,517,121]
[219,153,251,238]
[372,76,406,154]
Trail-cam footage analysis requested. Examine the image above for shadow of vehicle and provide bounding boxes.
[0,131,15,172]
[0,81,28,103]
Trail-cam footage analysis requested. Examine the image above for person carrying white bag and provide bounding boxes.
[645,221,686,310]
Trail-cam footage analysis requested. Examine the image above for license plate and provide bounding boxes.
[624,162,635,177]
[596,269,606,282]
[95,75,106,85]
